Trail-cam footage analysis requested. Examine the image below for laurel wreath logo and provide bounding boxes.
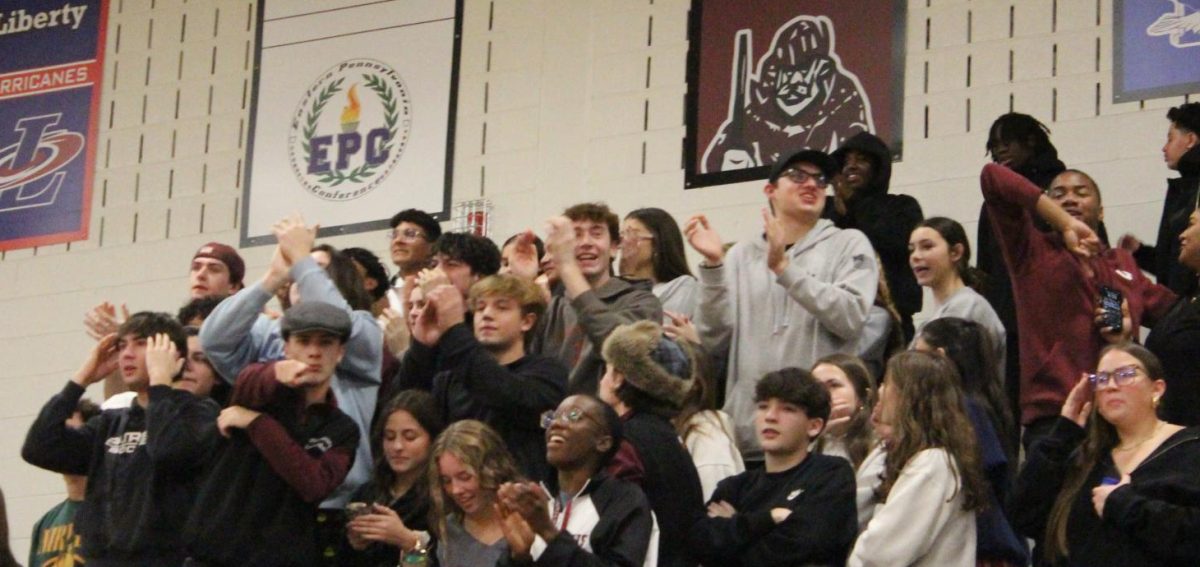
[300,73,400,186]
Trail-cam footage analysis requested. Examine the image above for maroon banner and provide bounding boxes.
[684,0,906,189]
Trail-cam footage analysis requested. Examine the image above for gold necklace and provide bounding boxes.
[1113,421,1164,453]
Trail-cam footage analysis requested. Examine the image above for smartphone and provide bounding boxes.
[1099,285,1123,333]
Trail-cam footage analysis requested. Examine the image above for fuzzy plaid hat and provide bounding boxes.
[602,320,694,407]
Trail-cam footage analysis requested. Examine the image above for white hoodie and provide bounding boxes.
[697,218,878,460]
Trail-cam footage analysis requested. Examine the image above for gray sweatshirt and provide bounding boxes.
[199,256,383,509]
[532,277,662,396]
[912,286,1007,386]
[697,219,878,460]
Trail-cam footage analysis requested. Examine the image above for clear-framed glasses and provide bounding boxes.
[389,228,427,243]
[779,168,829,189]
[1088,364,1142,388]
[619,230,654,248]
[540,408,597,429]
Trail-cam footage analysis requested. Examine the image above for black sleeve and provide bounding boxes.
[21,381,95,475]
[976,206,1002,279]
[144,385,220,473]
[396,340,438,392]
[689,475,744,565]
[691,461,857,567]
[741,460,857,566]
[1133,244,1158,276]
[1103,468,1200,563]
[852,194,924,264]
[437,324,567,429]
[1009,417,1087,538]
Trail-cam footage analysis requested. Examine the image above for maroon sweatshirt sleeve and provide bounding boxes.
[231,361,286,408]
[980,162,1049,271]
[244,414,354,504]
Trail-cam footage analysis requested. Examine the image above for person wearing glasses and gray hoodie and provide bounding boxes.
[684,149,879,465]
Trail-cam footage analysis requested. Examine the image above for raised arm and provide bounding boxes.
[200,248,289,383]
[22,335,119,474]
[687,214,734,356]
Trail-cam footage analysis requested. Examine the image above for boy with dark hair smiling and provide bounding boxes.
[185,301,362,566]
[689,367,857,567]
[23,313,219,565]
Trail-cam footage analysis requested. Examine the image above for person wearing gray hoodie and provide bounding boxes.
[685,149,878,462]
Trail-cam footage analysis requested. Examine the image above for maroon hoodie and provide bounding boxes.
[981,163,1176,424]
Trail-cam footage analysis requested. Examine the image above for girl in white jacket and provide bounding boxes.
[849,351,987,567]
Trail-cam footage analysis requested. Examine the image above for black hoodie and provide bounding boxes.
[825,132,923,339]
[1134,144,1200,297]
[22,383,219,565]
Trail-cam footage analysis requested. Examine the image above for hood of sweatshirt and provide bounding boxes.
[831,132,893,202]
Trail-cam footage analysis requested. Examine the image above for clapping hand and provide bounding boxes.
[84,302,128,340]
[272,213,318,265]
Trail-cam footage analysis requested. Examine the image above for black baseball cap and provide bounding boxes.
[768,149,839,184]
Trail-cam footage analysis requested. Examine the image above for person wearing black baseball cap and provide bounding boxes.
[682,147,879,466]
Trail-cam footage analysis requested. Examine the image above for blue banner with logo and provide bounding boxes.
[0,0,108,251]
[1114,0,1200,102]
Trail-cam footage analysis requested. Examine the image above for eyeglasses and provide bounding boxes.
[1088,365,1143,388]
[619,231,654,247]
[540,408,598,429]
[779,168,829,189]
[389,228,427,243]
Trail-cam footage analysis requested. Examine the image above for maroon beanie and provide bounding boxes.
[192,242,245,286]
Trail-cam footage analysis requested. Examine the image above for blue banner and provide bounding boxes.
[1114,0,1200,102]
[0,0,108,251]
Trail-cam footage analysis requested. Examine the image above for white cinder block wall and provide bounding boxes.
[0,0,1193,559]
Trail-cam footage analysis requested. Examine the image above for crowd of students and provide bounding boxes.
[14,102,1200,567]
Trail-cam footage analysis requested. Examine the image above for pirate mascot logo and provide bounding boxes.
[288,58,411,201]
[703,15,874,173]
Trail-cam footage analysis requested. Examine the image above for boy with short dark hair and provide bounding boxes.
[689,367,857,567]
[185,301,362,566]
[23,312,220,565]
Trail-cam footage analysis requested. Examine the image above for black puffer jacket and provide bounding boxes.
[826,132,923,339]
[1135,144,1200,296]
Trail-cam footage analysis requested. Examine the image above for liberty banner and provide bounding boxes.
[242,0,462,246]
[684,0,906,189]
[0,0,108,251]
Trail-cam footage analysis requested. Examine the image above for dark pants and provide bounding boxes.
[315,508,347,567]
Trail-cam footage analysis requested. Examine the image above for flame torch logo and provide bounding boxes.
[288,59,411,201]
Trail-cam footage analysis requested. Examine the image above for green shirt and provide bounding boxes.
[29,499,84,567]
